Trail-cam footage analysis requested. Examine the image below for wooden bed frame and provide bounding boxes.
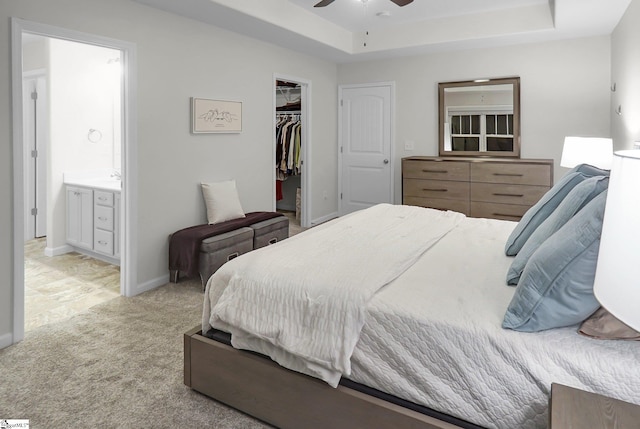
[184,326,473,429]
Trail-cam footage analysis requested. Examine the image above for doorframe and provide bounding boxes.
[273,73,311,228]
[337,82,395,216]
[11,18,138,345]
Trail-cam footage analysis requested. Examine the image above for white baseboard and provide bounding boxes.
[132,274,170,296]
[44,244,74,257]
[0,332,14,350]
[311,211,339,226]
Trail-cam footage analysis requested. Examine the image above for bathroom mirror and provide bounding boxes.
[439,77,520,157]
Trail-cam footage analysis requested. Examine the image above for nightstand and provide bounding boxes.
[550,383,640,428]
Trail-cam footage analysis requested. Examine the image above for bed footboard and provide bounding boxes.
[184,327,463,429]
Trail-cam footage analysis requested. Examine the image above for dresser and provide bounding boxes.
[402,156,553,221]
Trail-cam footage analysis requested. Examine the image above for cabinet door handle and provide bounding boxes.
[423,188,448,192]
[98,197,107,201]
[493,193,524,197]
[98,216,107,221]
[98,240,108,245]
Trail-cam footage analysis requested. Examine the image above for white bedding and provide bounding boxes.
[202,205,640,429]
[203,204,464,386]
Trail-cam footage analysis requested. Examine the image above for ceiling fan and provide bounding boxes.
[314,0,414,7]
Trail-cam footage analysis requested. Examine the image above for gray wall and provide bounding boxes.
[338,36,612,202]
[611,0,640,149]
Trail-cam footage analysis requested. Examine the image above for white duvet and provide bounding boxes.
[202,205,640,429]
[350,216,640,429]
[203,204,464,386]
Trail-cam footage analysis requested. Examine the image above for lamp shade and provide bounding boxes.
[560,136,613,169]
[593,150,640,331]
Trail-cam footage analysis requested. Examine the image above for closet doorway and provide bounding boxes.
[274,75,311,229]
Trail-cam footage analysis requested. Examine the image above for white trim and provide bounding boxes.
[0,333,13,350]
[311,211,339,227]
[337,82,396,215]
[273,73,312,229]
[135,274,171,296]
[10,18,138,346]
[43,244,74,257]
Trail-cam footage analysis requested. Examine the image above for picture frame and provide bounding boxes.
[191,97,242,133]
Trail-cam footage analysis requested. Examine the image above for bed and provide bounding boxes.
[186,203,640,429]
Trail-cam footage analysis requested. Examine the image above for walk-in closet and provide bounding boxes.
[275,79,302,230]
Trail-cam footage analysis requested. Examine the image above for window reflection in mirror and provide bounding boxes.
[439,77,520,157]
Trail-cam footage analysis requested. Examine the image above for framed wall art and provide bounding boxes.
[191,97,242,133]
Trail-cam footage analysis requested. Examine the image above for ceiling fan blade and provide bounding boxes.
[314,0,335,7]
[390,0,414,6]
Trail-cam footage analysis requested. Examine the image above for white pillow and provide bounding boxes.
[201,180,245,224]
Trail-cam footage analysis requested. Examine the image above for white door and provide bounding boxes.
[23,74,47,239]
[339,83,393,216]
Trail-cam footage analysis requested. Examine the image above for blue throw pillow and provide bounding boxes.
[502,190,607,332]
[504,172,587,255]
[506,176,609,285]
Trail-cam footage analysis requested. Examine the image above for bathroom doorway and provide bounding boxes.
[21,34,123,331]
[11,18,138,344]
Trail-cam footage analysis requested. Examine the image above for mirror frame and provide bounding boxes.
[438,76,520,158]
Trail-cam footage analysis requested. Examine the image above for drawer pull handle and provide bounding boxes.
[493,213,522,219]
[493,173,523,177]
[268,238,278,245]
[98,217,107,221]
[98,240,107,245]
[227,252,239,261]
[422,169,448,173]
[423,188,448,192]
[493,193,524,198]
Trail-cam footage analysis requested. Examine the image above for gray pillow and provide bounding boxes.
[571,163,610,177]
[502,190,607,332]
[504,172,588,256]
[506,176,609,285]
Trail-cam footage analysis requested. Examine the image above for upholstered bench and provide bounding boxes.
[169,212,289,289]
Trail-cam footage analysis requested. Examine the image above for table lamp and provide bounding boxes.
[593,150,640,331]
[560,137,613,169]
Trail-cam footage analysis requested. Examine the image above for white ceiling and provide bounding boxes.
[288,0,547,32]
[133,0,631,63]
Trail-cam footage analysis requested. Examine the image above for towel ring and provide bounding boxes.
[88,128,102,143]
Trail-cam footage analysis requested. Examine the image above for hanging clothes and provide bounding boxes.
[275,113,301,180]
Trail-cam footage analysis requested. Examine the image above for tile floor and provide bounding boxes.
[24,238,120,332]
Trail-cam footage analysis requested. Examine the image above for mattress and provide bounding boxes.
[203,208,640,429]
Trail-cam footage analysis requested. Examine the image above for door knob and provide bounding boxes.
[383,159,389,164]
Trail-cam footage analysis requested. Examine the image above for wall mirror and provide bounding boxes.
[439,77,520,158]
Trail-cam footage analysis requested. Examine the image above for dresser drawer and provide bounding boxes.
[403,159,469,181]
[471,162,552,186]
[94,190,115,206]
[471,182,549,206]
[94,205,114,231]
[404,179,470,201]
[94,229,114,255]
[470,202,529,221]
[404,196,469,215]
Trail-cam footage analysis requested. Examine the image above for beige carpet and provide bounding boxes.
[0,280,271,428]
